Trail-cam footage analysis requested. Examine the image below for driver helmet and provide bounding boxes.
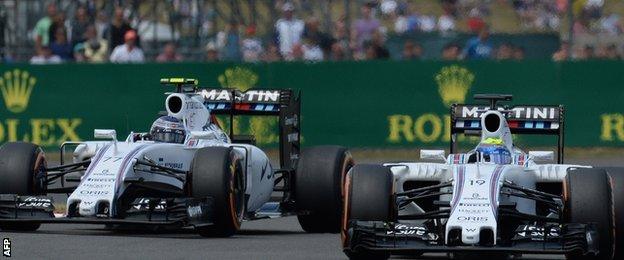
[476,138,512,164]
[150,116,186,144]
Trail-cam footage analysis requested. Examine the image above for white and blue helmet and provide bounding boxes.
[150,116,186,144]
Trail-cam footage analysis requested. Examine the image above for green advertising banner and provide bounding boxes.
[0,61,622,150]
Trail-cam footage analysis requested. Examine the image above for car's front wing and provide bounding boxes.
[0,194,215,227]
[345,220,599,256]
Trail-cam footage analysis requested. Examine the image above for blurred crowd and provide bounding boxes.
[25,1,624,64]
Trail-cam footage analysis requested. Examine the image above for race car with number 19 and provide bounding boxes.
[343,94,623,259]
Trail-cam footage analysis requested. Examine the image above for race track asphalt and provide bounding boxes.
[1,216,564,260]
[1,155,617,260]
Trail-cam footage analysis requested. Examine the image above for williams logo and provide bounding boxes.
[218,67,259,91]
[435,65,474,107]
[2,238,10,257]
[0,69,36,113]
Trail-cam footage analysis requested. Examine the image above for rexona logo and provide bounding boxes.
[0,69,82,146]
[388,65,475,144]
[215,67,279,145]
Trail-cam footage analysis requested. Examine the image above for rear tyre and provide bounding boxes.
[342,164,394,260]
[0,142,47,231]
[602,167,624,259]
[191,147,244,237]
[564,168,615,260]
[295,146,353,233]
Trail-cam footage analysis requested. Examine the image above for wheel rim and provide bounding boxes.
[228,157,244,229]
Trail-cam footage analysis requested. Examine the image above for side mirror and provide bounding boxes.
[189,131,217,140]
[420,150,446,162]
[94,129,117,141]
[528,151,554,162]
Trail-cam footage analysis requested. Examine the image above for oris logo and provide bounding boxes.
[457,216,488,222]
[80,190,110,195]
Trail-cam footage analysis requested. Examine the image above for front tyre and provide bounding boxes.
[342,164,394,260]
[295,146,353,233]
[0,142,47,231]
[602,167,624,259]
[564,168,615,260]
[191,147,244,237]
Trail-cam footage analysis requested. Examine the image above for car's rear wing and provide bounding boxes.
[198,88,301,169]
[450,94,565,163]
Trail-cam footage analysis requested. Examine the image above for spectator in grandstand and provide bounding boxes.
[574,45,595,60]
[94,11,109,40]
[216,20,242,61]
[83,25,109,63]
[275,2,305,60]
[441,0,458,17]
[466,8,486,33]
[599,13,623,35]
[364,31,390,60]
[49,28,73,61]
[241,25,263,63]
[442,42,461,60]
[603,44,621,60]
[109,30,144,63]
[30,46,62,65]
[109,7,135,49]
[463,27,493,59]
[329,42,346,61]
[496,42,514,60]
[73,43,87,63]
[402,40,422,60]
[303,17,334,56]
[262,42,282,62]
[70,6,91,45]
[300,37,324,61]
[48,12,67,45]
[205,42,219,62]
[513,46,525,60]
[352,4,381,52]
[552,41,570,61]
[33,3,57,48]
[332,17,351,57]
[394,8,409,34]
[156,42,183,63]
[438,9,456,32]
[584,0,603,20]
[419,12,436,32]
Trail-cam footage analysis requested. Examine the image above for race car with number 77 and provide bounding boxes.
[0,78,353,237]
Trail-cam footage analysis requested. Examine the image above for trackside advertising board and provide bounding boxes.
[0,61,622,149]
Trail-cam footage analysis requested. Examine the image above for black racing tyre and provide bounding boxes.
[564,168,615,260]
[0,142,47,231]
[342,164,394,260]
[191,147,244,237]
[602,167,624,259]
[295,146,354,233]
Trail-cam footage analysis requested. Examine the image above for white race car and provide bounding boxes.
[0,78,353,237]
[342,94,623,259]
